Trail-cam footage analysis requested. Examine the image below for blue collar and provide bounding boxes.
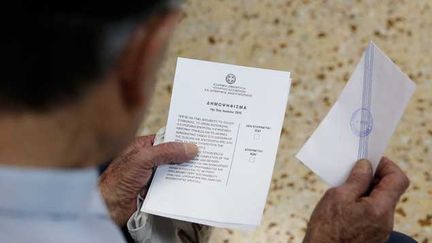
[0,166,108,217]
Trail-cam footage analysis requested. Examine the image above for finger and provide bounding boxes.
[369,157,409,209]
[145,142,198,167]
[339,159,373,199]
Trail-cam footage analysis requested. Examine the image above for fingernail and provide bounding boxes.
[357,159,372,174]
[184,143,198,157]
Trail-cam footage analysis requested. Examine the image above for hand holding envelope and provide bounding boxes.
[304,158,410,243]
[298,43,416,242]
[297,42,416,186]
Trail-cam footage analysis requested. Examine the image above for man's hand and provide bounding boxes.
[99,135,198,226]
[303,157,410,243]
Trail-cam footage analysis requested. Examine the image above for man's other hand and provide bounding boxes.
[99,135,198,226]
[303,157,410,243]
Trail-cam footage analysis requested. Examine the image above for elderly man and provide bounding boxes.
[0,0,412,242]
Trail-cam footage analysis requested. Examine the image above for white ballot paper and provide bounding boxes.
[296,42,416,186]
[143,58,291,229]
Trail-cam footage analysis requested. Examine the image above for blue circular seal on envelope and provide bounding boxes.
[350,108,373,137]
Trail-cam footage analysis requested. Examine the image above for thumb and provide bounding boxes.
[340,159,373,199]
[145,142,198,167]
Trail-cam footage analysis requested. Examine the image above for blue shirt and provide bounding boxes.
[0,166,125,243]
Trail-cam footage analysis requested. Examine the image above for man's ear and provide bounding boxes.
[116,10,180,110]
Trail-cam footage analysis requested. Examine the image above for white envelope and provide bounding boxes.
[296,42,416,186]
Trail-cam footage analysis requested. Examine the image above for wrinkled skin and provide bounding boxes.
[99,135,198,226]
[303,157,410,243]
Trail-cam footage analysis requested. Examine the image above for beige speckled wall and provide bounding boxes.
[140,0,432,242]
